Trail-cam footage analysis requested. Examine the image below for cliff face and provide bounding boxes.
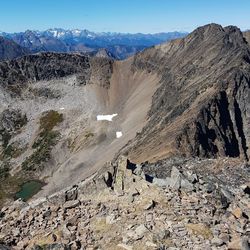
[0,52,113,87]
[243,31,250,45]
[177,88,250,160]
[122,24,250,162]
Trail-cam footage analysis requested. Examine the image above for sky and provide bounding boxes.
[0,0,249,33]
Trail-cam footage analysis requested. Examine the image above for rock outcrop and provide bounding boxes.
[0,52,113,88]
[0,156,249,249]
[121,24,250,162]
[243,31,250,45]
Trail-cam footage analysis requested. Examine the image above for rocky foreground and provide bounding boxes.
[0,156,249,249]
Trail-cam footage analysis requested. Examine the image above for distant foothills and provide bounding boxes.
[0,28,188,60]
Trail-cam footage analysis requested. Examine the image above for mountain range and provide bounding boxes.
[0,28,187,60]
[0,36,29,61]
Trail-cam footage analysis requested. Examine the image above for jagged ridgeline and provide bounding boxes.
[0,52,113,87]
[124,24,250,162]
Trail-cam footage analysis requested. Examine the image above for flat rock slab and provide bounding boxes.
[63,200,80,209]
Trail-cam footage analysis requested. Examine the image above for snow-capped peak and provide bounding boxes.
[72,29,81,35]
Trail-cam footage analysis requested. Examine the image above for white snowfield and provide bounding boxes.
[116,131,123,138]
[96,114,118,121]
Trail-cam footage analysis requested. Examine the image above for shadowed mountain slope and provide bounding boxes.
[121,24,250,162]
[0,36,29,61]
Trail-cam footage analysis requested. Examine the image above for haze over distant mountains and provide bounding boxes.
[0,28,187,59]
[0,36,29,61]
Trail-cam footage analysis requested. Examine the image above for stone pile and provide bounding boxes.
[0,156,249,249]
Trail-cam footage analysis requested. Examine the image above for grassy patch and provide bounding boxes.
[68,130,95,152]
[22,131,60,171]
[22,110,63,171]
[39,110,63,132]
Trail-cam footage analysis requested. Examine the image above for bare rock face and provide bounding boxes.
[0,52,113,88]
[125,24,250,162]
[243,31,250,45]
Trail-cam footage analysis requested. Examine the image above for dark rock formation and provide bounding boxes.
[0,52,90,85]
[0,52,113,88]
[124,24,250,162]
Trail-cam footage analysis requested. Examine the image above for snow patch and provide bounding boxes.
[59,107,65,110]
[97,114,118,122]
[116,131,123,138]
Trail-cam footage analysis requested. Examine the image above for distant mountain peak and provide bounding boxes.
[0,28,188,60]
[0,36,29,61]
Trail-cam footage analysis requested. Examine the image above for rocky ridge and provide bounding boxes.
[120,24,250,163]
[0,156,249,249]
[0,52,113,88]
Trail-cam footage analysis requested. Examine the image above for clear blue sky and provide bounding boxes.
[1,0,249,33]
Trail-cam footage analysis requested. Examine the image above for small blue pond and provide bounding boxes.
[15,180,43,201]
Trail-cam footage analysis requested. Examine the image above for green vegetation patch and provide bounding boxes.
[0,142,27,160]
[22,110,63,171]
[39,110,63,132]
[22,130,60,171]
[0,162,10,180]
[0,162,28,207]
